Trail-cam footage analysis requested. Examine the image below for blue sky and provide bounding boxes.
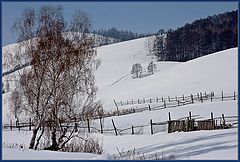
[2,1,238,46]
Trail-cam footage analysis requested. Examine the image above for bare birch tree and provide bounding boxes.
[12,6,98,151]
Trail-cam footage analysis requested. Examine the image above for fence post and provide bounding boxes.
[10,120,12,131]
[138,99,140,104]
[29,118,31,131]
[143,98,145,103]
[168,96,170,102]
[100,117,103,134]
[133,108,135,113]
[189,111,192,120]
[178,100,180,106]
[191,94,194,103]
[87,119,90,133]
[113,100,120,116]
[162,97,164,102]
[111,119,118,136]
[168,112,172,133]
[164,100,166,108]
[175,96,177,101]
[197,93,199,99]
[18,119,20,131]
[222,114,226,129]
[16,118,18,128]
[211,112,214,129]
[120,101,123,106]
[211,92,213,102]
[148,104,151,111]
[156,97,159,102]
[200,92,203,103]
[222,91,224,101]
[150,119,153,135]
[182,95,184,101]
[168,112,171,121]
[234,91,236,100]
[131,125,134,135]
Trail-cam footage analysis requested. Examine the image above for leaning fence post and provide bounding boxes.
[131,125,134,135]
[111,119,118,136]
[148,104,151,111]
[234,91,236,100]
[113,100,120,116]
[150,119,153,135]
[164,100,166,108]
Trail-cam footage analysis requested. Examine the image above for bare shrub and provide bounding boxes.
[61,134,103,154]
[112,148,176,160]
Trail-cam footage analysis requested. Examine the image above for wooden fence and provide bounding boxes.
[112,91,237,116]
[3,112,238,136]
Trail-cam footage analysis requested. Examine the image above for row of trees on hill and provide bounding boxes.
[94,27,153,42]
[153,10,238,62]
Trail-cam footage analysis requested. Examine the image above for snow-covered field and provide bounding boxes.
[2,37,238,160]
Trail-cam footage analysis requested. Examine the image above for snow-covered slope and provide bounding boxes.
[95,37,238,110]
[2,37,238,160]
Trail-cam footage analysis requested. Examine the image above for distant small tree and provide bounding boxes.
[131,63,143,78]
[147,61,156,74]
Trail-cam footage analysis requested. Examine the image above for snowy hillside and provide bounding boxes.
[2,37,238,160]
[95,37,238,110]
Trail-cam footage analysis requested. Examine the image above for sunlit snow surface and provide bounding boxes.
[2,37,238,160]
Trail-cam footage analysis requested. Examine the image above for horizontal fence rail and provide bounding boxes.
[3,114,238,136]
